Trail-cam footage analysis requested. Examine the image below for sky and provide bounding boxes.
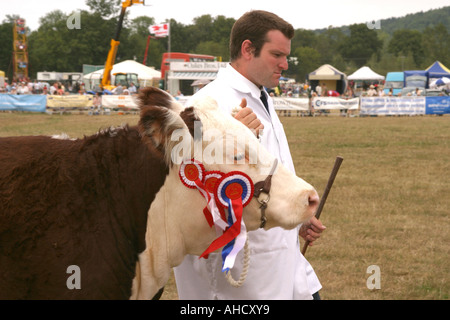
[1,0,449,31]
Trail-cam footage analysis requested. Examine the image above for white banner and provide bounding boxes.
[272,97,309,111]
[360,97,426,115]
[101,95,138,109]
[313,97,359,110]
[46,95,93,109]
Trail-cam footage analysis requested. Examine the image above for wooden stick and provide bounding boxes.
[301,156,343,256]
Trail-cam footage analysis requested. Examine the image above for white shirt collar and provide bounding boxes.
[220,63,265,101]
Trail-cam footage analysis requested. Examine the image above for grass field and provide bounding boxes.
[0,112,448,300]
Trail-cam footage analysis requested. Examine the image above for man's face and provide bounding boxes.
[247,30,291,89]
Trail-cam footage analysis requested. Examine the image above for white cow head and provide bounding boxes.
[131,87,319,299]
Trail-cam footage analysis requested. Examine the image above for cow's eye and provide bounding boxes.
[234,153,245,161]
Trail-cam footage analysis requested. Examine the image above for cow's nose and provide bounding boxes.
[307,191,320,215]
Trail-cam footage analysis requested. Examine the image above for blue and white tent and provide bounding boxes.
[426,61,450,79]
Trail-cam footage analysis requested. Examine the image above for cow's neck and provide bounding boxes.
[131,166,217,299]
[81,126,169,254]
[79,127,171,299]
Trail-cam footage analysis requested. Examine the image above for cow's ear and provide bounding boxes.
[179,107,202,140]
[138,87,184,114]
[139,105,190,165]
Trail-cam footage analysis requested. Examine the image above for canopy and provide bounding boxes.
[348,66,385,80]
[307,64,347,94]
[430,77,450,88]
[308,64,346,80]
[83,60,161,91]
[83,60,161,82]
[426,61,450,79]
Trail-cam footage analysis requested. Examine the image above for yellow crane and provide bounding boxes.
[101,0,144,91]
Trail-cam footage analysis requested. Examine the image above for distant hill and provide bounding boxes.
[380,6,450,34]
[312,6,450,35]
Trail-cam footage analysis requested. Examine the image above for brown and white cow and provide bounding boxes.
[0,87,318,299]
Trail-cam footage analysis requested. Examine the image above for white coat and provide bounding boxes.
[173,64,321,299]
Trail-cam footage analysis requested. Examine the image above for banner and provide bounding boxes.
[101,95,139,109]
[0,94,46,112]
[360,97,426,115]
[46,95,93,109]
[425,96,450,115]
[273,97,309,111]
[149,23,170,37]
[313,97,359,110]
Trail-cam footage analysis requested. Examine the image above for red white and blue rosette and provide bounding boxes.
[200,171,254,272]
[215,172,253,208]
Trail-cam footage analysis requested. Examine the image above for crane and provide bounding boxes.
[101,0,144,91]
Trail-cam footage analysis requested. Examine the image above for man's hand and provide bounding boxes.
[299,217,326,246]
[233,98,264,136]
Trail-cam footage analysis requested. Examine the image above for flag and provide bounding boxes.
[149,23,170,37]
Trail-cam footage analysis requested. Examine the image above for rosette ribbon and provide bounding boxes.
[203,171,229,233]
[199,171,254,272]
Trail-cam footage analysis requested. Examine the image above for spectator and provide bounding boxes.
[377,86,385,96]
[50,83,58,95]
[367,85,377,96]
[10,83,17,94]
[128,82,137,94]
[57,82,65,95]
[93,92,102,111]
[112,84,123,95]
[321,83,328,96]
[315,84,322,96]
[344,87,354,98]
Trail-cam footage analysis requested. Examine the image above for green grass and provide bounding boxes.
[1,112,448,299]
[284,116,449,300]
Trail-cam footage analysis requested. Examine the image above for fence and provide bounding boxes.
[1,94,449,116]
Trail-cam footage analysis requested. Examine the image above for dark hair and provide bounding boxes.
[229,10,294,61]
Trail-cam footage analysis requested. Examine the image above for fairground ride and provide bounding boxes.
[12,18,29,81]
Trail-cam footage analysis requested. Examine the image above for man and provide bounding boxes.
[112,83,123,95]
[174,10,325,300]
[49,83,58,95]
[128,82,137,94]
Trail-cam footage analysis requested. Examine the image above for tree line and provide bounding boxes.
[0,1,448,82]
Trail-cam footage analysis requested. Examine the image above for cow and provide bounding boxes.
[0,87,319,299]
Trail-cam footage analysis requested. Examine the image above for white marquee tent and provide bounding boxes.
[348,66,385,81]
[83,60,161,90]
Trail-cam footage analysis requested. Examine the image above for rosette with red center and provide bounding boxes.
[179,159,205,189]
[179,159,214,227]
